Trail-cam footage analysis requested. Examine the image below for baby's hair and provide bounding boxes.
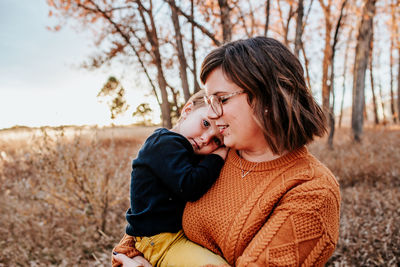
[175,90,206,124]
[187,89,206,110]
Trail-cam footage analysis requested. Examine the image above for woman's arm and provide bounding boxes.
[235,186,340,266]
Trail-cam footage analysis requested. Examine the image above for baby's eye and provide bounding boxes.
[213,137,222,147]
[203,120,210,127]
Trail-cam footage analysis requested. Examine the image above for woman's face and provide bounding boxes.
[204,68,266,151]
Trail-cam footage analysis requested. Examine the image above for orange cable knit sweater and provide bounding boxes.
[182,147,341,266]
[112,147,341,267]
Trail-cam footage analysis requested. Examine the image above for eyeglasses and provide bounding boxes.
[203,90,244,117]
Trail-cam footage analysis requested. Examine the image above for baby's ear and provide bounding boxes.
[180,101,194,119]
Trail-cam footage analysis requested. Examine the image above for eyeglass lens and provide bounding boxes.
[210,96,222,116]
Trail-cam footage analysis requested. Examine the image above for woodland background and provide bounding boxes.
[0,0,399,266]
[45,0,399,142]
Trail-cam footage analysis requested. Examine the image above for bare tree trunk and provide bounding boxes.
[247,0,256,36]
[218,0,232,43]
[327,0,347,148]
[363,97,368,121]
[328,95,335,148]
[339,28,353,128]
[137,0,172,128]
[352,0,376,142]
[369,29,379,125]
[168,0,190,102]
[390,36,396,122]
[389,6,398,123]
[191,0,200,93]
[301,44,312,91]
[319,0,333,120]
[294,0,304,57]
[379,82,387,123]
[302,0,315,33]
[285,5,294,46]
[398,46,400,124]
[277,0,295,46]
[264,0,271,36]
[298,0,314,91]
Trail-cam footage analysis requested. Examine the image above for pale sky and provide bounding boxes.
[0,0,159,130]
[1,1,395,130]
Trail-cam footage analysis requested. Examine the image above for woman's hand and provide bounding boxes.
[113,253,152,267]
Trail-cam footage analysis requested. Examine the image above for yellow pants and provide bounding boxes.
[134,230,228,267]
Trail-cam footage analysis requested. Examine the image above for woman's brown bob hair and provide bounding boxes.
[200,37,326,154]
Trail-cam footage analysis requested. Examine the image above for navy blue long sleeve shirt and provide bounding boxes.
[126,128,224,236]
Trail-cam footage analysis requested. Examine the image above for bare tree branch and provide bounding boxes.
[164,0,221,46]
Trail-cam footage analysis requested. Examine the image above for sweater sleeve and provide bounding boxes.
[111,234,142,267]
[235,183,340,267]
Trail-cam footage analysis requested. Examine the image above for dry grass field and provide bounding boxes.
[0,125,399,266]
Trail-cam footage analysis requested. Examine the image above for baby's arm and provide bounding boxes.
[140,135,225,202]
[211,146,229,160]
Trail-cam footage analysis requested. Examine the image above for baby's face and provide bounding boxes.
[178,106,223,155]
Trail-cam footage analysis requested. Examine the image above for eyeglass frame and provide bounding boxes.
[203,90,245,117]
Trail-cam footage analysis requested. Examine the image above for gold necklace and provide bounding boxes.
[238,152,260,178]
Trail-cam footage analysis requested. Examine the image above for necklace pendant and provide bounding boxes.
[241,170,250,178]
[238,151,260,178]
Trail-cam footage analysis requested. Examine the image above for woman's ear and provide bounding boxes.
[180,101,194,119]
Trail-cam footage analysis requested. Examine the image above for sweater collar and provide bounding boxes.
[229,146,308,171]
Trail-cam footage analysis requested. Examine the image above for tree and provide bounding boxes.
[167,0,190,102]
[339,28,353,128]
[369,26,379,125]
[97,76,129,120]
[47,0,397,133]
[134,0,173,128]
[318,0,339,119]
[277,0,296,46]
[352,0,376,142]
[190,0,200,93]
[389,0,399,123]
[133,103,153,125]
[264,0,271,36]
[398,45,400,124]
[327,0,347,147]
[294,0,304,57]
[232,0,257,38]
[47,0,172,126]
[218,0,233,43]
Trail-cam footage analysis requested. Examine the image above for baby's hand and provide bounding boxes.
[212,146,229,160]
[113,253,152,267]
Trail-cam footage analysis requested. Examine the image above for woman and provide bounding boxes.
[114,36,340,266]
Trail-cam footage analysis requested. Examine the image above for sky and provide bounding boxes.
[0,0,158,130]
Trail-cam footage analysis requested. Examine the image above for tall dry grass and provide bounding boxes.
[0,126,154,266]
[0,125,399,266]
[309,127,400,266]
